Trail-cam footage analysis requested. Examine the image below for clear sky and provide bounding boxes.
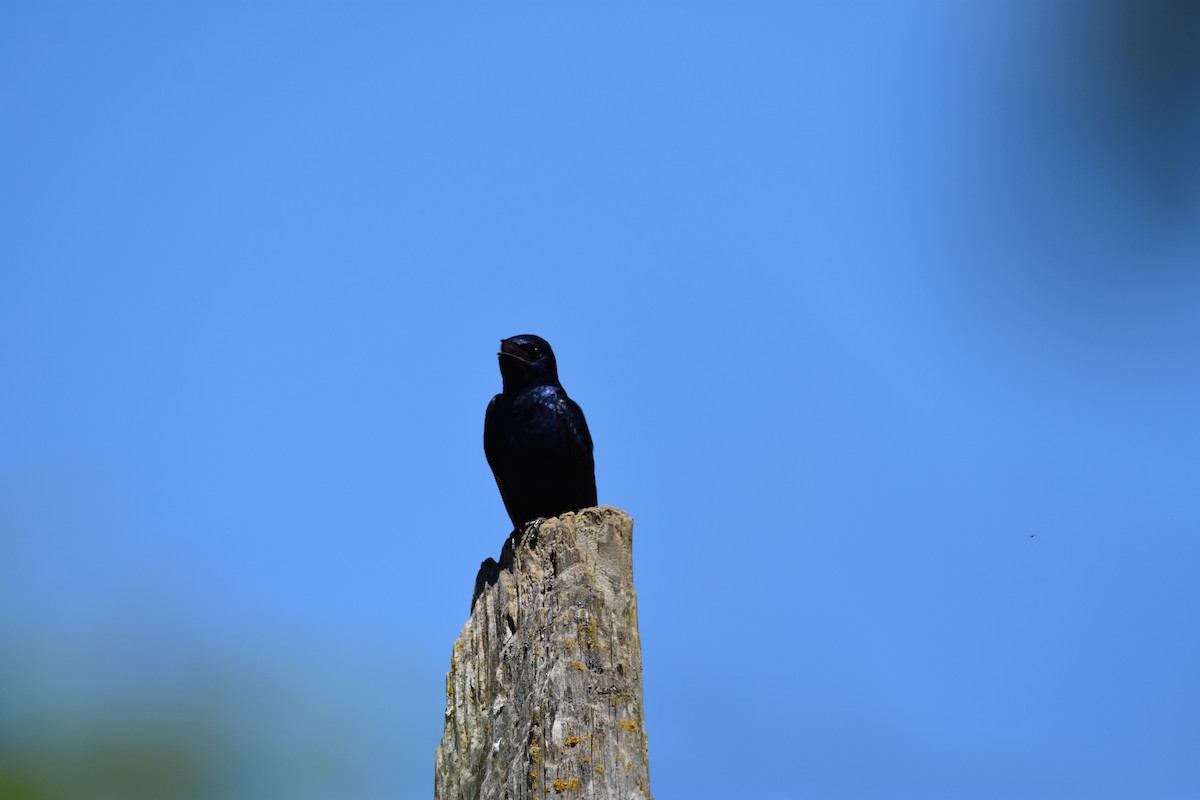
[3,3,1200,798]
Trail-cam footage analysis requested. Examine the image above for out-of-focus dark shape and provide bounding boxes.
[950,0,1200,328]
[1084,0,1200,225]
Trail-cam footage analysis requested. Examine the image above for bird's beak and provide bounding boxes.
[498,339,530,363]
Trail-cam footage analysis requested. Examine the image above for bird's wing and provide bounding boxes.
[483,394,514,513]
[555,391,597,508]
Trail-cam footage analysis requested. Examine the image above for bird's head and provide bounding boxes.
[498,334,560,392]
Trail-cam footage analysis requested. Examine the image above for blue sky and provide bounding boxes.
[3,3,1199,798]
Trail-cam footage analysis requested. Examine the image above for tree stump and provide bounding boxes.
[434,507,651,800]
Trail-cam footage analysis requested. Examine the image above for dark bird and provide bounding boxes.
[484,334,597,530]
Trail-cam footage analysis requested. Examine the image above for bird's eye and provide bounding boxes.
[528,345,542,357]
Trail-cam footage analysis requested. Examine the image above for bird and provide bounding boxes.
[484,334,597,530]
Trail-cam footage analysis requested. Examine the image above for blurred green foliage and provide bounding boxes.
[0,643,366,800]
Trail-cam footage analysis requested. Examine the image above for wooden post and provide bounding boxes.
[434,507,651,800]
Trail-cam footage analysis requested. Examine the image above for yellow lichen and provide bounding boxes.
[553,777,582,792]
[566,736,580,747]
[575,661,585,671]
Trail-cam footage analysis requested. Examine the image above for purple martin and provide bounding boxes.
[484,334,597,530]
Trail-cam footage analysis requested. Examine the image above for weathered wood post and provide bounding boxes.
[434,506,651,800]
